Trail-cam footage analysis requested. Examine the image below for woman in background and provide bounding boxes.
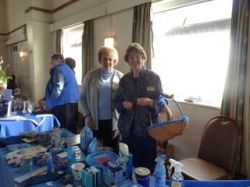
[7,74,18,90]
[116,43,164,172]
[65,57,76,72]
[80,46,123,153]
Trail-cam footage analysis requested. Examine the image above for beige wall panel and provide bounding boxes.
[53,0,109,22]
[109,9,133,74]
[6,0,29,31]
[27,21,52,103]
[30,0,52,9]
[93,9,133,74]
[0,0,7,32]
[30,11,52,23]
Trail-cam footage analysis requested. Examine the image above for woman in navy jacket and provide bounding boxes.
[116,43,164,172]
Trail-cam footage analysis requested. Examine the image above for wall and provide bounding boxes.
[0,0,6,33]
[5,0,30,32]
[0,0,7,69]
[3,0,53,102]
[93,10,133,72]
[27,21,52,102]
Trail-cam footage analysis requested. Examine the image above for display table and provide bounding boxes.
[0,113,60,138]
[0,145,249,187]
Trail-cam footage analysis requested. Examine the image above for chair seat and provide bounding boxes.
[180,158,230,180]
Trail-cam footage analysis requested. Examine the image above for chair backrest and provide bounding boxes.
[198,116,241,175]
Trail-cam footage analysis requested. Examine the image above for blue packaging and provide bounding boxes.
[103,161,125,186]
[135,167,151,187]
[80,126,94,154]
[81,166,102,187]
[82,168,95,187]
[154,154,167,187]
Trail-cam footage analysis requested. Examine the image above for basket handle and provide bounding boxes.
[162,94,184,117]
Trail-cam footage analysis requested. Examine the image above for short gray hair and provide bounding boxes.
[51,53,64,63]
[98,46,119,66]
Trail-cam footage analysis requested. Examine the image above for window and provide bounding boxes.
[62,24,83,85]
[151,0,233,107]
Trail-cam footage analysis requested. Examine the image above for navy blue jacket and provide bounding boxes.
[116,69,164,137]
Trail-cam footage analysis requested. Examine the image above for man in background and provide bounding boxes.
[44,53,79,133]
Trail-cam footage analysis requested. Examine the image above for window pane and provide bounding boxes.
[152,0,232,107]
[62,24,83,85]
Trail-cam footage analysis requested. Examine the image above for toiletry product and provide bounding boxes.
[154,154,167,187]
[126,153,133,180]
[47,152,55,174]
[169,159,184,187]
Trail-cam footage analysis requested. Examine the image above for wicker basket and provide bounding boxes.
[148,97,189,141]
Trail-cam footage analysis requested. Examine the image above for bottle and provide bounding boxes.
[169,159,184,187]
[126,153,133,180]
[47,152,55,174]
[154,154,167,187]
[67,147,76,166]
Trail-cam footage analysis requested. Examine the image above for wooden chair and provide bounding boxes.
[179,116,241,180]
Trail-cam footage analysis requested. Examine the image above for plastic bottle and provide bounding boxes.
[126,153,133,180]
[118,142,133,180]
[47,152,55,174]
[169,159,184,187]
[154,154,167,187]
[67,147,76,166]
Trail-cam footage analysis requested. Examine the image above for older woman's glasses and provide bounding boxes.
[128,54,141,61]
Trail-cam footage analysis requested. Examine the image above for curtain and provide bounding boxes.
[55,29,62,53]
[132,2,152,69]
[221,0,250,178]
[82,19,94,77]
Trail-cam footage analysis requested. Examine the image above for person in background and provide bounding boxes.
[65,57,76,72]
[79,46,123,153]
[7,74,18,90]
[115,43,164,172]
[44,53,79,133]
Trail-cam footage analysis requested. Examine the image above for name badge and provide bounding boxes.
[147,86,155,91]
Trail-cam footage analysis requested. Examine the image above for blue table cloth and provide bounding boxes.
[0,114,60,138]
[1,146,249,187]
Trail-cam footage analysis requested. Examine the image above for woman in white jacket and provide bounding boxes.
[80,46,123,153]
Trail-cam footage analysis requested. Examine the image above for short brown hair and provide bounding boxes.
[124,43,147,63]
[98,46,119,66]
[65,57,76,70]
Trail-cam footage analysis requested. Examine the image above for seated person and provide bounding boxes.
[7,74,18,90]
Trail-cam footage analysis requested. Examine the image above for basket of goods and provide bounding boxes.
[147,95,189,141]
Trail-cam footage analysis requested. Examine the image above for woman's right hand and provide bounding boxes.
[122,101,133,110]
[85,114,95,129]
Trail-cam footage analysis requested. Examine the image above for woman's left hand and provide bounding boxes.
[137,97,153,107]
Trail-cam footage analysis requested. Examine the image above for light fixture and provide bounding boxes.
[104,36,115,47]
[19,51,26,58]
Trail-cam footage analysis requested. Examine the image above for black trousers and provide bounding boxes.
[51,103,78,134]
[93,119,120,154]
[122,133,157,173]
